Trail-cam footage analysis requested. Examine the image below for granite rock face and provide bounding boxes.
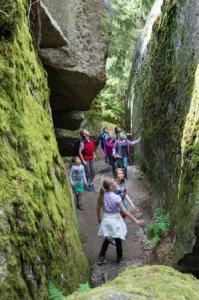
[126,0,199,268]
[38,0,106,131]
[0,1,89,298]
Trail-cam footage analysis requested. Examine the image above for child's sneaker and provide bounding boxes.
[86,184,92,192]
[97,257,108,265]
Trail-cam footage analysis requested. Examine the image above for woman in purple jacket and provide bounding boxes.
[104,132,115,175]
[113,132,141,179]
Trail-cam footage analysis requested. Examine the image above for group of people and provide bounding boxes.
[100,126,140,178]
[69,126,142,264]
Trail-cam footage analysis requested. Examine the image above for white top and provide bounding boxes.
[69,165,87,185]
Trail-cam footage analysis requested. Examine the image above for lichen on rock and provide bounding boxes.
[0,0,89,298]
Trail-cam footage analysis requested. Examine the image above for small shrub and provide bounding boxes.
[144,208,171,247]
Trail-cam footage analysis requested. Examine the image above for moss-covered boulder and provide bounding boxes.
[126,0,199,266]
[0,1,89,299]
[65,265,199,300]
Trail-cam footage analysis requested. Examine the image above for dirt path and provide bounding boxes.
[77,149,157,286]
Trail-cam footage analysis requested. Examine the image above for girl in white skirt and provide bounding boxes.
[97,178,141,264]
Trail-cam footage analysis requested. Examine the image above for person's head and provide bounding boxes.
[108,132,113,140]
[72,156,81,165]
[115,126,122,136]
[115,168,125,182]
[119,131,127,141]
[80,128,90,138]
[103,127,108,134]
[98,178,116,207]
[103,178,116,192]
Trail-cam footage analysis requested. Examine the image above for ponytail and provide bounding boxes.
[98,187,105,208]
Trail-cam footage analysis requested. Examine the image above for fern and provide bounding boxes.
[48,282,64,300]
[144,208,171,247]
[77,282,90,293]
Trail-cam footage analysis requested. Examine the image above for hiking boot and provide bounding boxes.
[97,257,108,265]
[77,204,84,211]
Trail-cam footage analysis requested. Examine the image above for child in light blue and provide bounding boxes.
[69,156,87,210]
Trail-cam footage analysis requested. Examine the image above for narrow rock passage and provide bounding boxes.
[77,148,157,286]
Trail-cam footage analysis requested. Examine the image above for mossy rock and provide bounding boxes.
[0,0,89,298]
[65,265,199,300]
[126,0,199,262]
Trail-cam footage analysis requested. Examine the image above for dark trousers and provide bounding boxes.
[99,238,122,258]
[107,155,116,175]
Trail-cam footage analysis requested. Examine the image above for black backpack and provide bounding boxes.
[74,138,85,155]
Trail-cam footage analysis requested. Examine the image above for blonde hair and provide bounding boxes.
[98,178,115,207]
[115,168,125,183]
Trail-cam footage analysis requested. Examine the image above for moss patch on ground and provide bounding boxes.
[65,265,199,300]
[0,1,89,299]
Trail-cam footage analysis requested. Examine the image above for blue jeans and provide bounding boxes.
[117,156,128,178]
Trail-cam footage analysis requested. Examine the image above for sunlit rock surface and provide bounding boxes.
[39,0,106,131]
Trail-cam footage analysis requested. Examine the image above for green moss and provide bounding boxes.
[65,265,199,300]
[127,0,199,262]
[0,1,89,299]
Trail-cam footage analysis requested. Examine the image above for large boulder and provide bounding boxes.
[38,0,106,129]
[65,265,199,300]
[53,111,85,130]
[126,0,199,268]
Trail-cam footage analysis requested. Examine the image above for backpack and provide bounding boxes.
[74,138,87,155]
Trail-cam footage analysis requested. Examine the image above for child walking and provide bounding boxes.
[115,168,138,216]
[69,156,87,210]
[97,178,141,264]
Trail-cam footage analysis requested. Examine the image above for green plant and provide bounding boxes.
[144,209,171,247]
[137,171,145,180]
[48,282,64,300]
[97,0,154,125]
[77,282,90,293]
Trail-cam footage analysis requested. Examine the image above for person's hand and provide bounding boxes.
[93,153,96,160]
[83,160,87,166]
[135,219,144,225]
